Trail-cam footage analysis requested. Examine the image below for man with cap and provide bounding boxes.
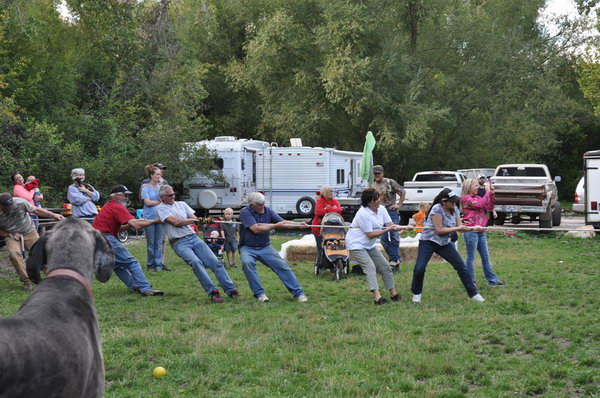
[0,192,64,290]
[476,174,487,197]
[93,185,164,296]
[371,165,406,271]
[156,185,241,303]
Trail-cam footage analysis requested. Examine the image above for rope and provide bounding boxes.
[36,218,599,233]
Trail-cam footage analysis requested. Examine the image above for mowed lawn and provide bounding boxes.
[1,232,599,397]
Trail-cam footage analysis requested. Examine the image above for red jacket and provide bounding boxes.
[311,196,342,236]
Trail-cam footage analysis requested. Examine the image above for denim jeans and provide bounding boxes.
[380,209,400,262]
[105,234,152,293]
[172,235,236,295]
[411,239,478,298]
[240,245,304,298]
[145,223,164,269]
[463,231,500,286]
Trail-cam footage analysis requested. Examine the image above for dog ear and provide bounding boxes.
[26,234,50,284]
[93,232,114,283]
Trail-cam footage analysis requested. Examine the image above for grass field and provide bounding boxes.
[1,232,599,397]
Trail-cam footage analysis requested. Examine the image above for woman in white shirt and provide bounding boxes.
[346,188,412,305]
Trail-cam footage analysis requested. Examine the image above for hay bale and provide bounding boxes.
[282,235,444,263]
[565,225,596,239]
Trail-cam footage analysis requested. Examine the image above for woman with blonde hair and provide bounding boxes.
[460,178,505,287]
[310,186,342,270]
[141,166,165,271]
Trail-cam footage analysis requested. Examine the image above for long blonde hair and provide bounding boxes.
[461,178,478,197]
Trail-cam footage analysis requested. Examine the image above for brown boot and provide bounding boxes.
[23,282,34,291]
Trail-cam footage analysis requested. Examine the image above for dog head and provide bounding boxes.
[26,217,114,284]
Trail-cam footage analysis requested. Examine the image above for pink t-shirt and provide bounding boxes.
[13,184,35,207]
[461,192,495,227]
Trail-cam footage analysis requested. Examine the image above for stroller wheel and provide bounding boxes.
[334,258,345,280]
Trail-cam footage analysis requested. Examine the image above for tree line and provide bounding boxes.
[1,0,599,205]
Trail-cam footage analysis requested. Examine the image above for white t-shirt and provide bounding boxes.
[156,201,196,240]
[346,205,392,250]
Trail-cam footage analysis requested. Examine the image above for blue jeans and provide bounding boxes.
[380,209,400,262]
[105,234,153,293]
[145,223,164,269]
[240,245,304,298]
[172,235,236,295]
[411,239,478,298]
[463,231,500,286]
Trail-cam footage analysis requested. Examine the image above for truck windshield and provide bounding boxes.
[414,174,458,182]
[496,167,546,177]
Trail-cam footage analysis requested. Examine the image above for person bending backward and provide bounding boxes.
[0,193,64,291]
[410,188,485,303]
[346,188,413,305]
[239,192,309,303]
[460,178,505,287]
[156,185,240,303]
[92,185,164,296]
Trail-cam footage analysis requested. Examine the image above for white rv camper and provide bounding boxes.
[584,150,600,229]
[183,136,367,217]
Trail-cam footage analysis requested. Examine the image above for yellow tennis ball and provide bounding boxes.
[152,366,167,378]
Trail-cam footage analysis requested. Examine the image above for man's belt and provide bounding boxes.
[169,234,194,246]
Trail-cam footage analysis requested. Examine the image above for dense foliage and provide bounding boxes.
[1,0,599,204]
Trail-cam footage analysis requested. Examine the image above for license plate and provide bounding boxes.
[505,205,521,212]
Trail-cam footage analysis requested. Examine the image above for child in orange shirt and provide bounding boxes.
[412,202,430,233]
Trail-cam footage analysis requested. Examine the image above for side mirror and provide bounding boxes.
[554,176,561,182]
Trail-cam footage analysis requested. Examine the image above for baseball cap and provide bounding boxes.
[110,185,133,195]
[153,162,166,170]
[0,193,14,207]
[373,165,384,174]
[478,174,486,179]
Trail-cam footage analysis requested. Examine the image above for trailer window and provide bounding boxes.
[336,169,345,184]
[212,157,224,170]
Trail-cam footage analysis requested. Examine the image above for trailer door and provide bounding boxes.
[585,155,600,226]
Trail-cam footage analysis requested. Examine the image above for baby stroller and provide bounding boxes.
[203,220,225,261]
[315,212,350,280]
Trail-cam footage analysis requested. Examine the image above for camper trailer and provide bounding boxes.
[182,137,367,217]
[584,150,600,229]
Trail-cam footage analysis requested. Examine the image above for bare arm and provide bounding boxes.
[127,218,158,230]
[33,207,64,221]
[431,214,468,235]
[163,215,197,227]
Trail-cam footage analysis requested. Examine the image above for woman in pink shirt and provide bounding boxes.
[460,179,505,287]
[11,172,35,206]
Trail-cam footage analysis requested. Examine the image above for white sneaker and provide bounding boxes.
[256,294,270,303]
[296,294,308,302]
[471,294,485,302]
[389,260,398,266]
[412,294,422,303]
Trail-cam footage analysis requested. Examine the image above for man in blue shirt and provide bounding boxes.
[239,192,309,303]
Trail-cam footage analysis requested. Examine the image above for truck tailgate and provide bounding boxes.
[492,184,546,206]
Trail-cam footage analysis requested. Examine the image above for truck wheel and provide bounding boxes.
[552,203,562,226]
[539,207,553,229]
[400,213,411,225]
[511,215,521,224]
[296,197,316,217]
[495,213,506,225]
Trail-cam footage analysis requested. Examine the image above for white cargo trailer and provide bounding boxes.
[183,136,367,217]
[584,150,600,228]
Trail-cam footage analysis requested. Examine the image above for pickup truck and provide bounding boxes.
[490,164,561,228]
[399,171,466,223]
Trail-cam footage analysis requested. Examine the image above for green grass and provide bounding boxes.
[1,232,599,397]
